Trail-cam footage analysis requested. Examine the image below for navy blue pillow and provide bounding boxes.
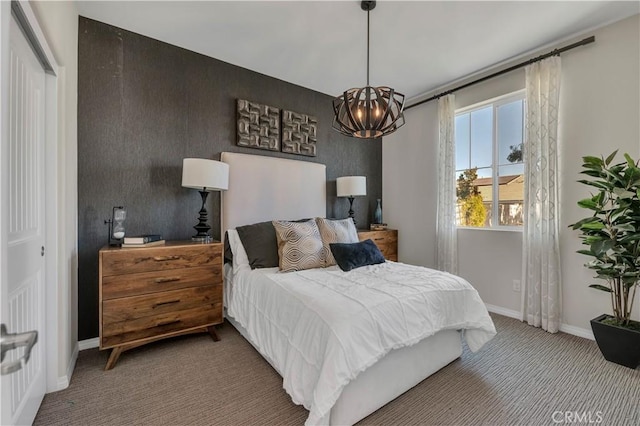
[329,239,386,272]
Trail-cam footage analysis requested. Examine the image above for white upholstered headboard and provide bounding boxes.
[220,152,326,233]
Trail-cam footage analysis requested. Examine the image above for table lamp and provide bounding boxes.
[182,158,229,242]
[336,176,366,225]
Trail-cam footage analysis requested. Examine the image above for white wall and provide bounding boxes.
[383,14,640,336]
[30,0,79,390]
[559,14,640,329]
[383,102,439,268]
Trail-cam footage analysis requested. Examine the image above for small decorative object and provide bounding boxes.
[336,176,366,226]
[121,239,166,248]
[123,234,162,245]
[182,158,230,242]
[236,99,280,151]
[370,223,387,231]
[104,206,126,247]
[373,198,383,224]
[569,150,640,369]
[332,1,405,138]
[281,109,317,157]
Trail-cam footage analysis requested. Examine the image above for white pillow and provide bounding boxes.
[226,229,250,271]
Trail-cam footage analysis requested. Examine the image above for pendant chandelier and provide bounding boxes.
[332,0,405,139]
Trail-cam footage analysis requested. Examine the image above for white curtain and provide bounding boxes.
[521,56,562,333]
[436,94,457,274]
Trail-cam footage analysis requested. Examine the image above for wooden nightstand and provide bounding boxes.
[99,241,223,370]
[358,229,398,261]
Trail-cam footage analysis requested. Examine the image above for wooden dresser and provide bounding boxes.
[358,229,398,261]
[99,241,223,370]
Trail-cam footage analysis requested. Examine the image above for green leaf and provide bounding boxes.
[613,223,635,232]
[589,284,613,292]
[577,180,611,190]
[585,235,604,244]
[592,239,614,256]
[583,156,604,166]
[613,188,636,199]
[577,199,598,210]
[605,150,618,166]
[624,153,635,167]
[581,222,605,230]
[569,216,599,230]
[619,234,640,244]
[580,170,605,178]
[577,249,595,257]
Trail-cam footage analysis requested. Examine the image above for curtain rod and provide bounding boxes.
[404,36,595,111]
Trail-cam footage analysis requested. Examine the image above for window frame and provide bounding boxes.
[455,89,526,231]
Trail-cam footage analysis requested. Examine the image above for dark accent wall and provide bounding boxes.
[77,17,382,340]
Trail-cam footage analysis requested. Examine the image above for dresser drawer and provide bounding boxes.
[101,303,223,348]
[101,244,222,276]
[101,266,221,300]
[103,285,222,324]
[358,229,398,261]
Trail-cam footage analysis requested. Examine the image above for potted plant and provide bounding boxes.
[570,150,640,369]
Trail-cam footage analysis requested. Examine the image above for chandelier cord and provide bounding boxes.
[366,10,370,86]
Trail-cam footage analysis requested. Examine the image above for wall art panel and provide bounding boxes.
[237,99,280,151]
[281,109,317,157]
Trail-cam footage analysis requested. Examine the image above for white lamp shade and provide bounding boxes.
[336,176,366,197]
[182,158,229,191]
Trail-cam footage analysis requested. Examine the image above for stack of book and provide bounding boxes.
[121,234,165,248]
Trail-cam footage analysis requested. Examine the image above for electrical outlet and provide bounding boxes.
[512,279,521,292]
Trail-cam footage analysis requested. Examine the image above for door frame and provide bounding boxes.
[1,0,61,398]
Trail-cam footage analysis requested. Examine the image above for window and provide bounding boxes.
[455,90,525,228]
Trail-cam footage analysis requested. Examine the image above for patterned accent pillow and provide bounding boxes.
[272,219,325,272]
[316,217,359,266]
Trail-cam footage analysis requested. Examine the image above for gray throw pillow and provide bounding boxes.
[236,221,279,269]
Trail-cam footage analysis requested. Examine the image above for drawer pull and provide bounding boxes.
[155,319,181,327]
[374,238,384,241]
[153,255,181,262]
[153,299,181,308]
[154,277,181,284]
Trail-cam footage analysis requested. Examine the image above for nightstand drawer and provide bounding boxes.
[102,266,221,300]
[103,285,222,324]
[101,244,222,276]
[358,229,398,261]
[101,303,223,348]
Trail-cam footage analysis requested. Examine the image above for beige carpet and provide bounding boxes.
[34,314,640,426]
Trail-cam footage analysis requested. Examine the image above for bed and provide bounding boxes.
[220,152,496,425]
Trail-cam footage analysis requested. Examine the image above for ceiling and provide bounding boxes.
[76,1,639,103]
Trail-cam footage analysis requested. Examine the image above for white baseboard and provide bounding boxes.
[485,303,521,320]
[49,342,78,392]
[485,303,594,341]
[559,323,594,340]
[78,337,99,351]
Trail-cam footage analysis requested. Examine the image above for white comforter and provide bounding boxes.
[226,261,496,425]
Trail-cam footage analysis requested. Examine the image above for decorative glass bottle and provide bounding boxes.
[374,199,383,224]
